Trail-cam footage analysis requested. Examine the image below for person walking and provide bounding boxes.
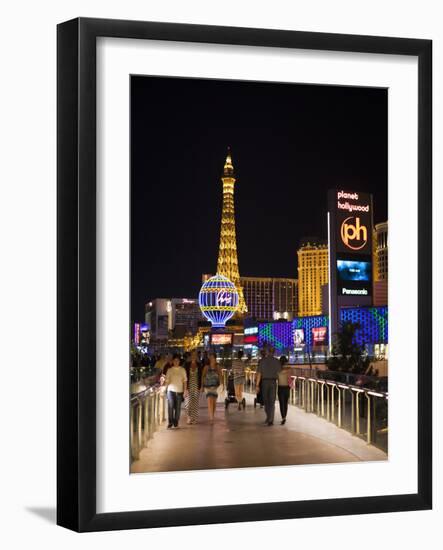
[161,353,173,375]
[277,355,292,425]
[232,350,246,410]
[165,354,187,428]
[201,352,221,423]
[255,347,281,426]
[254,348,266,408]
[184,350,203,424]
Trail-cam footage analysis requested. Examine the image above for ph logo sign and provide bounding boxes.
[340,216,368,251]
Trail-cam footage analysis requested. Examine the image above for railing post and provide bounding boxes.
[321,381,325,417]
[331,384,335,423]
[373,395,378,446]
[144,395,150,445]
[366,393,372,444]
[355,391,361,436]
[162,391,166,422]
[137,399,143,453]
[290,376,296,405]
[154,392,159,431]
[315,380,319,413]
[351,391,355,433]
[151,393,155,434]
[337,386,341,428]
[326,383,330,421]
[130,404,138,461]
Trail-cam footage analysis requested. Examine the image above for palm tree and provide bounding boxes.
[326,321,371,374]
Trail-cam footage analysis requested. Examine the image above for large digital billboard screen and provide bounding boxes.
[336,256,372,297]
[337,260,371,281]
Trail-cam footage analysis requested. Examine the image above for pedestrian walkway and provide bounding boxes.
[131,394,386,474]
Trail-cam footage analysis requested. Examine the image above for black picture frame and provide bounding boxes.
[57,17,432,532]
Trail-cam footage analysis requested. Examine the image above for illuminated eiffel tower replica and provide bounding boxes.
[216,148,248,316]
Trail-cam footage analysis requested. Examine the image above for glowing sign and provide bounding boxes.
[334,190,372,256]
[337,258,371,296]
[340,216,368,250]
[337,190,370,213]
[312,326,327,345]
[140,323,150,345]
[198,274,239,328]
[133,323,141,345]
[293,328,305,349]
[337,260,371,281]
[244,327,258,335]
[342,288,368,296]
[216,290,233,305]
[211,333,233,345]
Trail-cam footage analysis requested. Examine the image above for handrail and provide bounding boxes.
[243,366,387,392]
[130,382,162,403]
[130,383,167,462]
[288,375,388,450]
[243,369,388,452]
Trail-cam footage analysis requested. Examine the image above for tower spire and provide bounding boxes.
[223,146,235,177]
[216,148,247,315]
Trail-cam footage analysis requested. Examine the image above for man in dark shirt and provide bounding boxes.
[255,347,281,426]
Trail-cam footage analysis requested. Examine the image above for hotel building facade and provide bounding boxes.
[241,276,298,321]
[373,221,388,306]
[297,240,329,317]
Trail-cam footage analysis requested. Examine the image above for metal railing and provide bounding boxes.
[289,375,388,451]
[130,384,167,462]
[130,370,388,459]
[243,369,388,452]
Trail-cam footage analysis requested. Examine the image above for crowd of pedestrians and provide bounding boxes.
[131,347,295,430]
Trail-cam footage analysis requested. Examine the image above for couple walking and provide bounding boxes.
[164,350,222,427]
[255,348,292,426]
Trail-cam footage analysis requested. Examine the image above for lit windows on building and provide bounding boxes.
[240,277,298,322]
[297,240,328,317]
[373,221,388,307]
[145,298,201,339]
[374,221,388,281]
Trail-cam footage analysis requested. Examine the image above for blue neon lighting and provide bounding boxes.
[198,274,239,328]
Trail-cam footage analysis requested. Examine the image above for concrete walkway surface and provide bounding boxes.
[131,394,387,474]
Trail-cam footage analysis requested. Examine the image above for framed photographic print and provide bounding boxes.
[57,17,432,532]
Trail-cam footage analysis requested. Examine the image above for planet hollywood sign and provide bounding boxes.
[335,190,372,255]
[327,188,374,348]
[337,190,370,213]
[340,216,368,251]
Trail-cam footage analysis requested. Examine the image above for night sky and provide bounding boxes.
[131,76,387,322]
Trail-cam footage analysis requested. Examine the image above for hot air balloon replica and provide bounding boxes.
[198,274,239,328]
